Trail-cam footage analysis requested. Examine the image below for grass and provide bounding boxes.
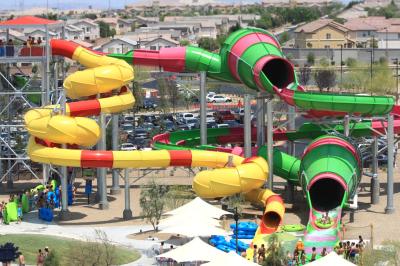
[0,234,141,265]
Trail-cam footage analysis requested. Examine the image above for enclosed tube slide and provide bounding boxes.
[23,39,284,233]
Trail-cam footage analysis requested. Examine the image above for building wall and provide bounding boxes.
[142,39,178,50]
[295,25,350,49]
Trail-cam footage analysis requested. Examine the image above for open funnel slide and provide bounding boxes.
[23,39,284,234]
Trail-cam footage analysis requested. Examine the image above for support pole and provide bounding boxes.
[385,114,395,214]
[110,114,120,195]
[244,94,252,158]
[371,136,380,204]
[98,113,109,209]
[59,83,68,220]
[344,115,350,136]
[286,105,295,202]
[266,99,274,190]
[200,71,207,146]
[123,168,132,219]
[256,93,265,147]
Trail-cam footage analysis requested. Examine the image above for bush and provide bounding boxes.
[307,52,315,65]
[44,250,60,266]
[346,58,357,67]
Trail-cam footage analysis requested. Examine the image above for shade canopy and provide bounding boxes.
[156,237,227,263]
[202,251,259,266]
[0,16,64,29]
[307,252,356,266]
[158,214,221,229]
[164,197,231,219]
[159,223,229,237]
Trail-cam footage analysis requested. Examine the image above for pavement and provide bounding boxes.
[0,211,158,266]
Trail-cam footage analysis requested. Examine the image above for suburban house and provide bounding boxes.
[64,25,84,40]
[377,25,400,48]
[24,29,58,40]
[140,36,179,50]
[344,16,388,47]
[134,16,160,27]
[95,17,133,35]
[0,29,26,42]
[67,19,100,41]
[94,37,138,54]
[124,29,182,42]
[294,19,355,48]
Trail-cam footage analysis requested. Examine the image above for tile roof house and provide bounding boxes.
[294,19,355,48]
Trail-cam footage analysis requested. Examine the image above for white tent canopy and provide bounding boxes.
[158,214,221,229]
[159,223,229,237]
[307,252,356,266]
[164,197,231,219]
[202,251,259,266]
[156,237,227,263]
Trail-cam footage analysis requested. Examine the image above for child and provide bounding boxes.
[17,203,22,223]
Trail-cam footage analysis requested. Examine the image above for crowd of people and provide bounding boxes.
[0,36,44,57]
[334,235,366,264]
[0,180,61,224]
[156,241,176,265]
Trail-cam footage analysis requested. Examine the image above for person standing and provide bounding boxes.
[321,247,327,257]
[18,253,25,266]
[17,203,22,224]
[310,247,317,262]
[258,244,266,263]
[252,244,258,263]
[36,249,44,266]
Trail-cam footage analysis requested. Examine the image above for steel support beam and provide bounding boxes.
[98,113,109,209]
[200,71,207,146]
[286,105,295,202]
[256,93,265,147]
[123,168,132,220]
[385,114,395,214]
[344,115,350,136]
[266,99,274,190]
[244,94,252,158]
[110,114,121,195]
[371,136,380,204]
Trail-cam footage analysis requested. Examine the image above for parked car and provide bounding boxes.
[123,115,134,124]
[217,123,229,128]
[122,123,134,134]
[206,121,218,128]
[183,118,199,129]
[142,115,157,123]
[130,127,148,139]
[207,94,232,103]
[214,110,235,123]
[139,99,158,110]
[161,120,176,132]
[177,112,195,123]
[225,120,242,128]
[120,143,137,151]
[206,113,216,123]
[206,92,216,98]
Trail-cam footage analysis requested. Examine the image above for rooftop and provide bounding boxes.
[295,19,349,33]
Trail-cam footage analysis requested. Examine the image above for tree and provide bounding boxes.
[307,53,315,66]
[346,57,357,67]
[224,193,245,215]
[314,68,336,92]
[139,180,168,231]
[98,21,116,38]
[279,32,290,44]
[82,13,97,20]
[180,39,190,46]
[197,37,220,51]
[262,233,287,266]
[0,243,20,264]
[299,66,311,86]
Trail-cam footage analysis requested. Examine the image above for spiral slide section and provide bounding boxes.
[23,40,286,233]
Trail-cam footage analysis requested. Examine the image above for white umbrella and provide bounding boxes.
[306,252,356,266]
[156,236,227,263]
[164,197,231,219]
[158,214,221,229]
[159,223,230,237]
[202,251,259,266]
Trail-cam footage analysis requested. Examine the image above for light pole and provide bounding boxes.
[340,44,343,86]
[393,58,399,104]
[233,207,239,254]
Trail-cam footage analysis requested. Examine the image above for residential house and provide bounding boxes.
[294,19,355,49]
[24,29,58,41]
[344,17,389,47]
[141,36,179,50]
[134,16,160,27]
[125,29,182,42]
[95,17,133,35]
[377,25,400,48]
[67,19,100,41]
[0,29,26,42]
[64,25,84,40]
[94,37,138,54]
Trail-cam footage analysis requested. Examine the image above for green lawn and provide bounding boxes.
[0,234,141,265]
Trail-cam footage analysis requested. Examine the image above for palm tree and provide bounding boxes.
[263,233,288,266]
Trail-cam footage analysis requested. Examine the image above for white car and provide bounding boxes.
[120,143,137,151]
[177,112,195,123]
[206,113,216,123]
[207,95,232,103]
